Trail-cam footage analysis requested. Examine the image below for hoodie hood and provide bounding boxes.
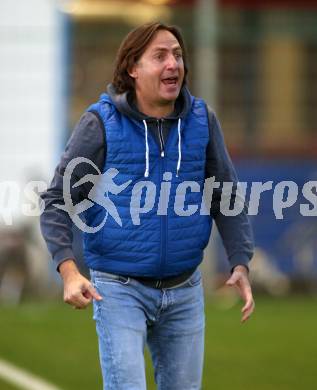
[106,83,192,121]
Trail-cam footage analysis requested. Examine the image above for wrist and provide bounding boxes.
[59,259,79,280]
[233,264,249,274]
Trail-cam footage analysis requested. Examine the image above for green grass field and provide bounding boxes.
[0,294,316,389]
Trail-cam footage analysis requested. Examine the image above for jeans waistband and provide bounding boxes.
[90,268,196,289]
[133,268,196,289]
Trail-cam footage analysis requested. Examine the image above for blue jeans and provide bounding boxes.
[90,268,205,390]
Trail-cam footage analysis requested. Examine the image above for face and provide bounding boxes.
[129,29,185,106]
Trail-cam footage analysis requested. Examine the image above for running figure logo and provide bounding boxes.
[54,157,131,233]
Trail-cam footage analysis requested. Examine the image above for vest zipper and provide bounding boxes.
[157,119,165,157]
[159,148,167,277]
[156,119,166,276]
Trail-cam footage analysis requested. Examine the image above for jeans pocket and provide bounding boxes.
[187,269,202,287]
[92,270,130,285]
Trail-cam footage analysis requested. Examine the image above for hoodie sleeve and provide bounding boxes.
[39,111,105,273]
[205,107,254,273]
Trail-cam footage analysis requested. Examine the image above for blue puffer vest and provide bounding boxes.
[83,93,212,277]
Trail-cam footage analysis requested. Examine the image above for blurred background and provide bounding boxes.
[0,0,316,389]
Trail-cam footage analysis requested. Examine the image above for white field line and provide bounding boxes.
[0,358,62,390]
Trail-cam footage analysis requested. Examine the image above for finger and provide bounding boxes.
[241,301,255,323]
[241,308,252,323]
[64,294,81,307]
[64,291,91,308]
[241,308,251,322]
[86,284,103,301]
[236,278,252,301]
[78,292,93,306]
[225,273,239,286]
[72,296,91,309]
[242,298,254,313]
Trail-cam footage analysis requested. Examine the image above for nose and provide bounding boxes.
[166,54,178,70]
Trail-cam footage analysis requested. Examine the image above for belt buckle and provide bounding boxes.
[155,280,162,288]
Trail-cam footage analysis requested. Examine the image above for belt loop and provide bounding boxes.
[155,280,162,288]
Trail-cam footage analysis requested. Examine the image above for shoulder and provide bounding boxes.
[190,96,216,122]
[87,93,116,119]
[70,111,105,150]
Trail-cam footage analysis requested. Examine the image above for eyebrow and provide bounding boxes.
[152,46,182,53]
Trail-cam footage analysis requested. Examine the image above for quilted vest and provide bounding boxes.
[83,93,213,277]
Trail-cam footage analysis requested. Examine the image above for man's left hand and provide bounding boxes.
[225,265,255,323]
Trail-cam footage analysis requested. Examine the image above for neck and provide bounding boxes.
[135,94,175,118]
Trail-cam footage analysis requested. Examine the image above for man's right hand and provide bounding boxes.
[59,259,103,309]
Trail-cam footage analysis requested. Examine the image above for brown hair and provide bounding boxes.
[112,22,188,94]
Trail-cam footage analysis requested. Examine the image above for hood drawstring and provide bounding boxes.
[143,118,182,178]
[176,118,182,177]
[143,120,149,178]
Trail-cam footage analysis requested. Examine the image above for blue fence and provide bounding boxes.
[232,160,317,278]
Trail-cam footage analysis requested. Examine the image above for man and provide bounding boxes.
[40,22,254,390]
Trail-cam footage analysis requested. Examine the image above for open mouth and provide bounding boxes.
[161,77,178,86]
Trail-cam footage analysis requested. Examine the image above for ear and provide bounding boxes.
[128,64,138,80]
